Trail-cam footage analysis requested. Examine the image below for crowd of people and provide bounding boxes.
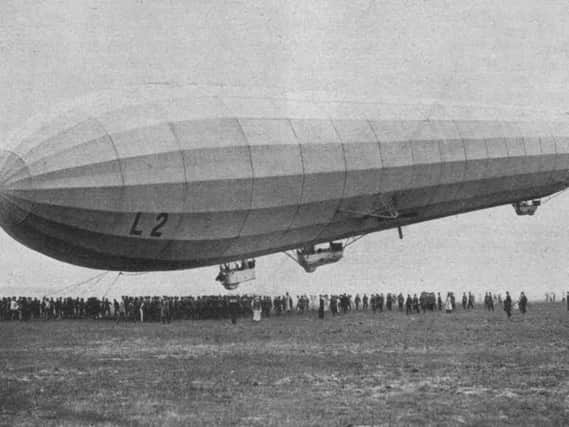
[0,290,536,323]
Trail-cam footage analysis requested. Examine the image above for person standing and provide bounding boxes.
[405,294,412,315]
[285,292,293,313]
[445,294,453,313]
[467,292,474,310]
[228,294,240,324]
[518,292,528,315]
[412,294,420,314]
[330,296,338,316]
[116,297,127,323]
[139,299,145,323]
[504,291,512,319]
[318,295,325,320]
[252,297,262,322]
[378,293,384,312]
[9,297,19,321]
[160,297,170,324]
[398,293,404,312]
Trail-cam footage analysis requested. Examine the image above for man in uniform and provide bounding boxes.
[518,292,528,315]
[318,295,325,319]
[228,294,240,324]
[504,291,512,319]
[412,294,420,313]
[330,295,338,316]
[378,293,384,312]
[398,293,404,312]
[160,297,170,324]
[116,297,127,323]
[467,292,474,310]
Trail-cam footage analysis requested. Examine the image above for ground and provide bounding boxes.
[1,303,568,426]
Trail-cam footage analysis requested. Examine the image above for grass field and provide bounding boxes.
[1,303,569,426]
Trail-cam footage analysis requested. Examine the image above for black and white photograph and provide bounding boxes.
[1,1,569,425]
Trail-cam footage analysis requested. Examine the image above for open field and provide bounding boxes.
[1,303,569,426]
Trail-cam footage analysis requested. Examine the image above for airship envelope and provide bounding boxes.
[0,86,567,271]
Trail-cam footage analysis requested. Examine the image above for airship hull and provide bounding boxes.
[1,87,568,271]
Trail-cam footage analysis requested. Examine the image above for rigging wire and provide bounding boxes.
[540,186,569,205]
[283,251,301,267]
[43,271,109,298]
[343,233,368,249]
[101,272,123,299]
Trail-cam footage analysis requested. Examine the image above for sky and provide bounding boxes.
[1,0,569,299]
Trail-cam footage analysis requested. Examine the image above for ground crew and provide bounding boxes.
[467,292,474,310]
[228,294,240,324]
[412,294,420,313]
[160,297,170,324]
[116,298,127,323]
[330,296,338,316]
[518,292,527,314]
[386,294,392,311]
[405,294,412,315]
[318,296,325,319]
[504,291,512,319]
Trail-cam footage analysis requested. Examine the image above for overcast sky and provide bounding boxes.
[1,0,569,299]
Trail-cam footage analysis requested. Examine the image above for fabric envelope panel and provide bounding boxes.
[175,118,252,235]
[21,118,110,171]
[409,139,442,188]
[236,118,303,238]
[369,120,414,193]
[429,137,466,205]
[332,119,381,199]
[13,109,92,159]
[101,122,185,245]
[550,121,569,182]
[18,154,121,191]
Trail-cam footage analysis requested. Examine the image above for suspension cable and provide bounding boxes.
[283,251,302,267]
[102,272,123,299]
[343,233,368,249]
[44,271,109,298]
[541,186,569,205]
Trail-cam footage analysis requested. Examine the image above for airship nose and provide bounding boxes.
[0,149,31,227]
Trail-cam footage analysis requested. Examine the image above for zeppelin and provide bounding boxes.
[0,86,568,283]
